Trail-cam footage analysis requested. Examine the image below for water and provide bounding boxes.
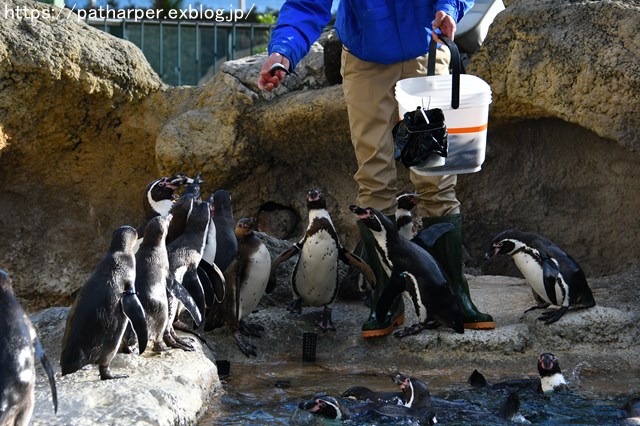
[199,360,634,425]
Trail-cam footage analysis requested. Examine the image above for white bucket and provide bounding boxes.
[395,74,492,175]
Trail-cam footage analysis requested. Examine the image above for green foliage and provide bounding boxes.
[256,12,277,25]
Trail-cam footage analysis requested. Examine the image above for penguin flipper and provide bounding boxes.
[198,260,226,304]
[340,249,376,288]
[411,222,455,249]
[542,256,561,306]
[121,293,148,354]
[34,335,58,413]
[496,391,520,420]
[269,245,301,289]
[375,271,407,322]
[168,279,203,326]
[182,268,207,322]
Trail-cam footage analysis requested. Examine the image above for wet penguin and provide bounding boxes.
[205,218,274,356]
[271,190,376,332]
[134,214,202,352]
[467,352,569,395]
[484,229,596,323]
[538,352,569,394]
[350,205,464,336]
[61,226,148,380]
[0,270,57,424]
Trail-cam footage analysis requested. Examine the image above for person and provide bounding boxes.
[258,0,495,337]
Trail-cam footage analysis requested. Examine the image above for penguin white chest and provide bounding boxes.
[238,245,272,320]
[512,252,553,304]
[294,230,339,306]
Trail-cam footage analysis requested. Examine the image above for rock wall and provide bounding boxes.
[0,0,638,308]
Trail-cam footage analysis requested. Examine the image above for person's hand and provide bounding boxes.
[258,53,291,91]
[432,11,456,43]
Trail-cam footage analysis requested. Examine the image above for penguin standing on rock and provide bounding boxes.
[271,190,376,332]
[206,218,274,356]
[134,214,202,352]
[484,229,596,324]
[350,205,464,336]
[61,226,148,380]
[0,270,57,424]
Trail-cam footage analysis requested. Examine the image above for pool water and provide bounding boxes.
[199,360,634,425]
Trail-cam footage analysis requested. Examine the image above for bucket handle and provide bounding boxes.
[427,35,460,110]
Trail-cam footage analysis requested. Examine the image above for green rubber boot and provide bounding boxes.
[422,214,495,330]
[357,220,405,338]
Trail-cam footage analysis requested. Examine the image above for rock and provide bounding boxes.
[30,307,220,426]
[467,0,640,150]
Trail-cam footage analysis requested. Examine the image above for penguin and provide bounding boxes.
[298,395,351,420]
[394,373,431,409]
[484,229,596,324]
[395,191,418,240]
[350,205,464,336]
[204,218,274,357]
[211,189,238,273]
[134,214,202,352]
[271,190,376,332]
[61,226,148,380]
[165,193,195,245]
[467,352,569,395]
[0,270,57,424]
[538,352,569,394]
[166,201,224,351]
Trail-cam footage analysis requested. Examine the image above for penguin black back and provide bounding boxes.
[213,189,238,272]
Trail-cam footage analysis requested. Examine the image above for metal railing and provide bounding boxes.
[87,18,273,86]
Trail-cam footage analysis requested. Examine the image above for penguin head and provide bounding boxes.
[394,373,431,409]
[183,172,204,201]
[350,205,394,234]
[213,189,233,213]
[306,189,327,210]
[484,229,527,258]
[396,191,417,211]
[141,214,172,246]
[146,173,190,201]
[538,352,562,377]
[299,395,347,420]
[235,217,257,238]
[110,226,138,253]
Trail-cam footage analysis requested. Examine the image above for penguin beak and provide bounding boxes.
[307,189,322,202]
[482,245,500,260]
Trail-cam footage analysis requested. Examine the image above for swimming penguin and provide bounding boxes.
[350,205,464,336]
[298,395,351,420]
[271,190,376,332]
[0,270,57,424]
[205,218,274,356]
[538,352,569,394]
[623,397,640,425]
[61,226,148,380]
[134,214,202,352]
[484,229,596,324]
[467,352,569,395]
[395,191,418,240]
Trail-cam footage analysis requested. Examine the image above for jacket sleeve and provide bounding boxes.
[268,0,334,71]
[435,0,474,23]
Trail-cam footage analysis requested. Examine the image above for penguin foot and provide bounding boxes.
[99,365,127,380]
[163,330,195,352]
[538,306,568,324]
[152,341,169,352]
[234,332,257,357]
[239,320,264,338]
[522,303,551,317]
[287,299,303,315]
[317,307,336,332]
[393,322,426,338]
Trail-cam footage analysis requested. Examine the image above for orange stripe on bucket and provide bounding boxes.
[448,123,488,134]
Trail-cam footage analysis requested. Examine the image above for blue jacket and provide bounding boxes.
[268,0,474,71]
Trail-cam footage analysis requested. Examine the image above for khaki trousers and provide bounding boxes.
[341,47,461,218]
